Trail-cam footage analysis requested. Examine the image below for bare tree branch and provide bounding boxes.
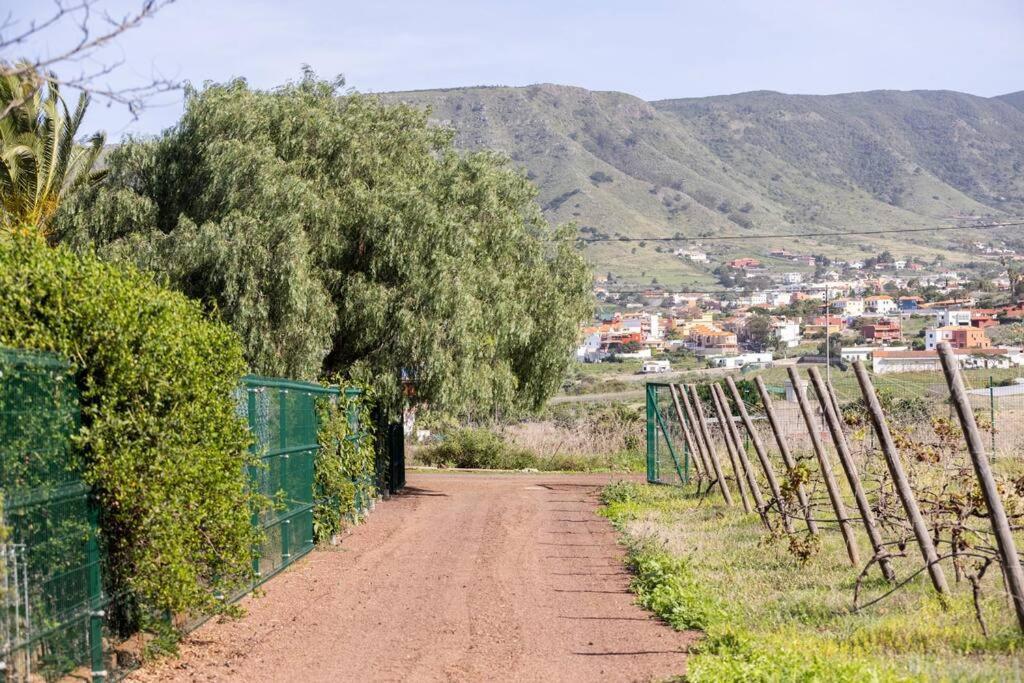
[0,0,178,119]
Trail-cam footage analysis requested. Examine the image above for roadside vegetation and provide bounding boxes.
[601,482,1024,681]
[413,402,645,473]
[0,58,591,661]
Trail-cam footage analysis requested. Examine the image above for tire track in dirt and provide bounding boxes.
[130,472,694,682]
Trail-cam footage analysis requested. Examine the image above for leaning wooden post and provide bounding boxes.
[684,385,733,505]
[725,376,793,533]
[754,377,818,535]
[668,384,705,481]
[852,360,949,597]
[713,382,767,516]
[788,366,860,566]
[674,383,715,483]
[708,383,753,513]
[937,343,1024,629]
[808,367,895,582]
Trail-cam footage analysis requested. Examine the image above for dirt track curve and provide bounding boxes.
[130,472,693,682]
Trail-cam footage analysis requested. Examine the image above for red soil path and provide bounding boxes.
[130,472,693,682]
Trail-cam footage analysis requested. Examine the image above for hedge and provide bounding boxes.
[0,234,258,622]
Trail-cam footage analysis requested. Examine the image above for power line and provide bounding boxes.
[575,219,1024,243]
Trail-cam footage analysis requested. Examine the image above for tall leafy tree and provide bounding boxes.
[0,64,105,234]
[58,73,590,415]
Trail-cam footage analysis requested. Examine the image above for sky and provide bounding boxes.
[10,0,1024,139]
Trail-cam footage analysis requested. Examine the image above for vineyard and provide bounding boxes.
[637,343,1024,679]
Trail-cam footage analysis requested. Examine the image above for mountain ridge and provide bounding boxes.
[379,84,1024,286]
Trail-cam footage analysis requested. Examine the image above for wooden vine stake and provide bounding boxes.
[673,383,715,485]
[667,384,706,481]
[708,383,753,513]
[713,382,768,518]
[852,360,949,596]
[808,367,895,582]
[788,366,860,566]
[754,377,818,535]
[937,343,1024,629]
[683,384,733,505]
[724,376,793,533]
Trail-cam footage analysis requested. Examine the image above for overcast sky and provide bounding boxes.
[12,0,1024,139]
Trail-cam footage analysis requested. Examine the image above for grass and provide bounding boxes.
[412,427,644,473]
[600,481,1024,681]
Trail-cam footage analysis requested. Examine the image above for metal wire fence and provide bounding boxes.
[0,348,105,682]
[646,383,690,485]
[648,362,1024,489]
[0,351,378,681]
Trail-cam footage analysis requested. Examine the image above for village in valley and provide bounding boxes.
[578,241,1024,378]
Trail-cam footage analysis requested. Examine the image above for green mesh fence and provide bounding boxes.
[645,383,690,486]
[240,376,327,586]
[0,347,104,682]
[0,357,376,681]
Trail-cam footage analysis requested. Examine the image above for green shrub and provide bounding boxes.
[0,234,258,623]
[418,428,538,470]
[314,387,376,542]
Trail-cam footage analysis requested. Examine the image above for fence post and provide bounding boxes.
[646,384,657,482]
[938,343,1024,630]
[808,367,895,582]
[279,389,290,564]
[674,384,714,483]
[725,376,792,533]
[668,384,704,481]
[86,494,105,683]
[687,384,734,505]
[788,366,860,567]
[247,385,260,581]
[713,383,766,518]
[708,383,753,514]
[852,361,948,596]
[989,375,996,460]
[754,377,818,535]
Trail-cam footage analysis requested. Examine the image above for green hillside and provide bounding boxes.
[382,84,1024,285]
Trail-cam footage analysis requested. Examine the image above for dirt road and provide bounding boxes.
[131,472,693,682]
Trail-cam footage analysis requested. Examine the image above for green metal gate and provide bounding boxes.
[645,382,690,486]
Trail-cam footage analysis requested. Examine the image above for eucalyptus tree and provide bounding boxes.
[57,72,590,415]
[0,65,105,235]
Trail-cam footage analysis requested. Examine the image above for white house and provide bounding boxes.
[773,321,802,348]
[865,296,897,316]
[575,332,603,361]
[841,345,908,363]
[770,291,793,307]
[783,272,803,285]
[709,352,773,369]
[738,292,768,307]
[832,298,865,317]
[934,309,971,327]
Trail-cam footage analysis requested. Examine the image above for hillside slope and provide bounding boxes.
[382,85,1024,285]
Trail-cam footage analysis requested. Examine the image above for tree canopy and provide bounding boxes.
[57,73,591,416]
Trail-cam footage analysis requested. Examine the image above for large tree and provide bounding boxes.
[57,73,591,416]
